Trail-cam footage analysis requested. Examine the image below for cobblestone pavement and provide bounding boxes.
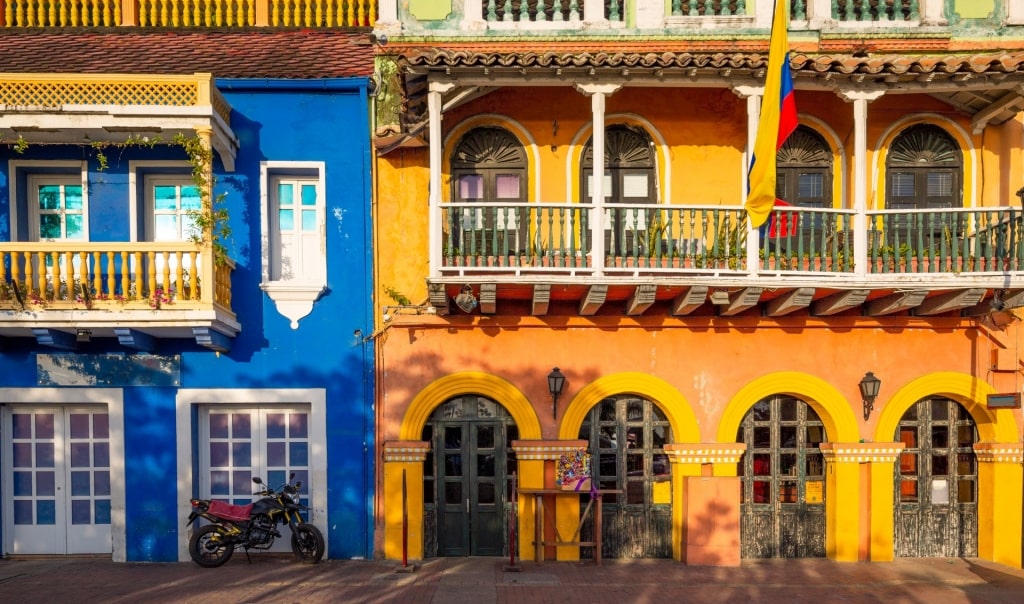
[3,555,1024,604]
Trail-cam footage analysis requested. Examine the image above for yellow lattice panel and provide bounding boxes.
[0,74,214,108]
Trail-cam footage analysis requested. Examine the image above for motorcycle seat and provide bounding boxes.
[208,500,255,522]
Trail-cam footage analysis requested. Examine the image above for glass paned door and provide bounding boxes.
[7,407,112,555]
[199,407,311,552]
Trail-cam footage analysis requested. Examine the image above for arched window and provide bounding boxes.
[886,124,962,211]
[776,126,832,209]
[450,126,528,256]
[581,125,656,257]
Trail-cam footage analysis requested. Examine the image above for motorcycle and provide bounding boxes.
[186,474,325,567]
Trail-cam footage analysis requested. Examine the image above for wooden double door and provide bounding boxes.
[423,397,517,557]
[737,396,827,559]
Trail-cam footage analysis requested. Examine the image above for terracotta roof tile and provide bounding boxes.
[0,30,375,79]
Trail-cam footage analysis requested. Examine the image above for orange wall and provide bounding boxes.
[374,314,1017,443]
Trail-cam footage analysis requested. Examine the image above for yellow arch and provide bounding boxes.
[717,372,860,443]
[873,372,1018,443]
[399,371,542,441]
[558,372,700,443]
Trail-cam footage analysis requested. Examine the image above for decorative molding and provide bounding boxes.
[973,442,1024,463]
[665,443,746,464]
[383,440,431,462]
[819,442,904,463]
[260,282,326,329]
[511,439,587,460]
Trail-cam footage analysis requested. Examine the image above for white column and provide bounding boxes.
[1008,0,1024,25]
[460,0,487,30]
[375,0,399,30]
[920,0,948,25]
[734,85,764,273]
[754,0,776,28]
[428,81,456,279]
[806,0,834,29]
[584,0,605,24]
[575,83,621,277]
[839,89,884,278]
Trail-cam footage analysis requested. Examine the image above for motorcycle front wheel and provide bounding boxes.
[291,524,325,564]
[189,524,235,567]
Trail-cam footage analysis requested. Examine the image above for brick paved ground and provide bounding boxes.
[3,555,1024,604]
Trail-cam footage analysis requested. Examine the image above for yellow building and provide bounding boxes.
[371,0,1024,566]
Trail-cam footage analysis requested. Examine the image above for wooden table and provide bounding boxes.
[518,488,622,566]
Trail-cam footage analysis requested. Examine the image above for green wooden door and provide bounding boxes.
[427,397,515,557]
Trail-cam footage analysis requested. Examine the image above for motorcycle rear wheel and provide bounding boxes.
[291,524,325,564]
[189,524,235,568]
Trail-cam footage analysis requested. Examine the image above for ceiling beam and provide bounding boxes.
[578,284,608,316]
[915,289,986,316]
[626,284,658,316]
[765,288,815,317]
[31,328,77,350]
[717,287,763,317]
[428,282,449,315]
[671,286,708,315]
[865,291,929,316]
[971,85,1024,133]
[478,283,497,314]
[811,290,870,316]
[532,284,551,316]
[114,328,157,352]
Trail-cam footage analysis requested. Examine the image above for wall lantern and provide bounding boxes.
[76,329,92,343]
[859,371,881,420]
[547,367,566,419]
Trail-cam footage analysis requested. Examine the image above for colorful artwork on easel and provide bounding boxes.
[557,449,592,491]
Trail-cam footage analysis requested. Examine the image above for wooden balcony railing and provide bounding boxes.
[0,242,234,314]
[0,0,376,27]
[439,202,1024,278]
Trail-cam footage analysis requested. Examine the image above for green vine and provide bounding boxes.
[2,132,231,266]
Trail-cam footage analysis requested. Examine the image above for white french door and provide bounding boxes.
[6,407,112,555]
[198,407,311,551]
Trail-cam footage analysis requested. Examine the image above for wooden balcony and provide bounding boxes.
[429,203,1024,318]
[0,242,239,352]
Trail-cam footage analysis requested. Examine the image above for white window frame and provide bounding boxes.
[259,161,327,329]
[128,161,193,242]
[6,161,88,242]
[144,175,201,242]
[174,388,328,562]
[0,388,126,561]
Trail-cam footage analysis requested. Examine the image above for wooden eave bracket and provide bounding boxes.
[864,290,928,316]
[626,284,658,316]
[717,287,763,317]
[811,290,869,316]
[766,288,815,317]
[671,286,708,316]
[578,285,608,316]
[532,284,551,316]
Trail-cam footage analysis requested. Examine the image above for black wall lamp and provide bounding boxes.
[547,367,565,419]
[859,371,881,420]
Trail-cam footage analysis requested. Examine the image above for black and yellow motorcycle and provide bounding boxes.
[186,474,324,567]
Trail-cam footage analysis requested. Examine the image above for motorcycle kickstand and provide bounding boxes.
[244,547,252,564]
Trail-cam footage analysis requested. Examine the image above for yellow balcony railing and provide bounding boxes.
[1,0,376,27]
[0,242,234,314]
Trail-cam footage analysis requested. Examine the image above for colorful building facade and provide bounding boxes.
[0,24,376,561]
[372,0,1024,566]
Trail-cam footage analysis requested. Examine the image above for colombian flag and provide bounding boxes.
[745,0,798,228]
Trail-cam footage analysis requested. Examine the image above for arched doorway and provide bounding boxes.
[421,395,519,557]
[581,125,657,258]
[737,395,827,558]
[577,395,672,558]
[894,397,978,557]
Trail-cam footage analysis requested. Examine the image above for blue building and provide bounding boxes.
[0,30,375,561]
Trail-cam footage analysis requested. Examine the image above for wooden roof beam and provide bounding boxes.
[532,284,551,316]
[766,288,816,317]
[671,286,708,316]
[915,289,986,316]
[811,290,869,316]
[626,284,658,316]
[717,287,763,317]
[865,291,929,316]
[578,284,608,316]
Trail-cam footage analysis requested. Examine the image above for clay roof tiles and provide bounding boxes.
[0,30,375,79]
